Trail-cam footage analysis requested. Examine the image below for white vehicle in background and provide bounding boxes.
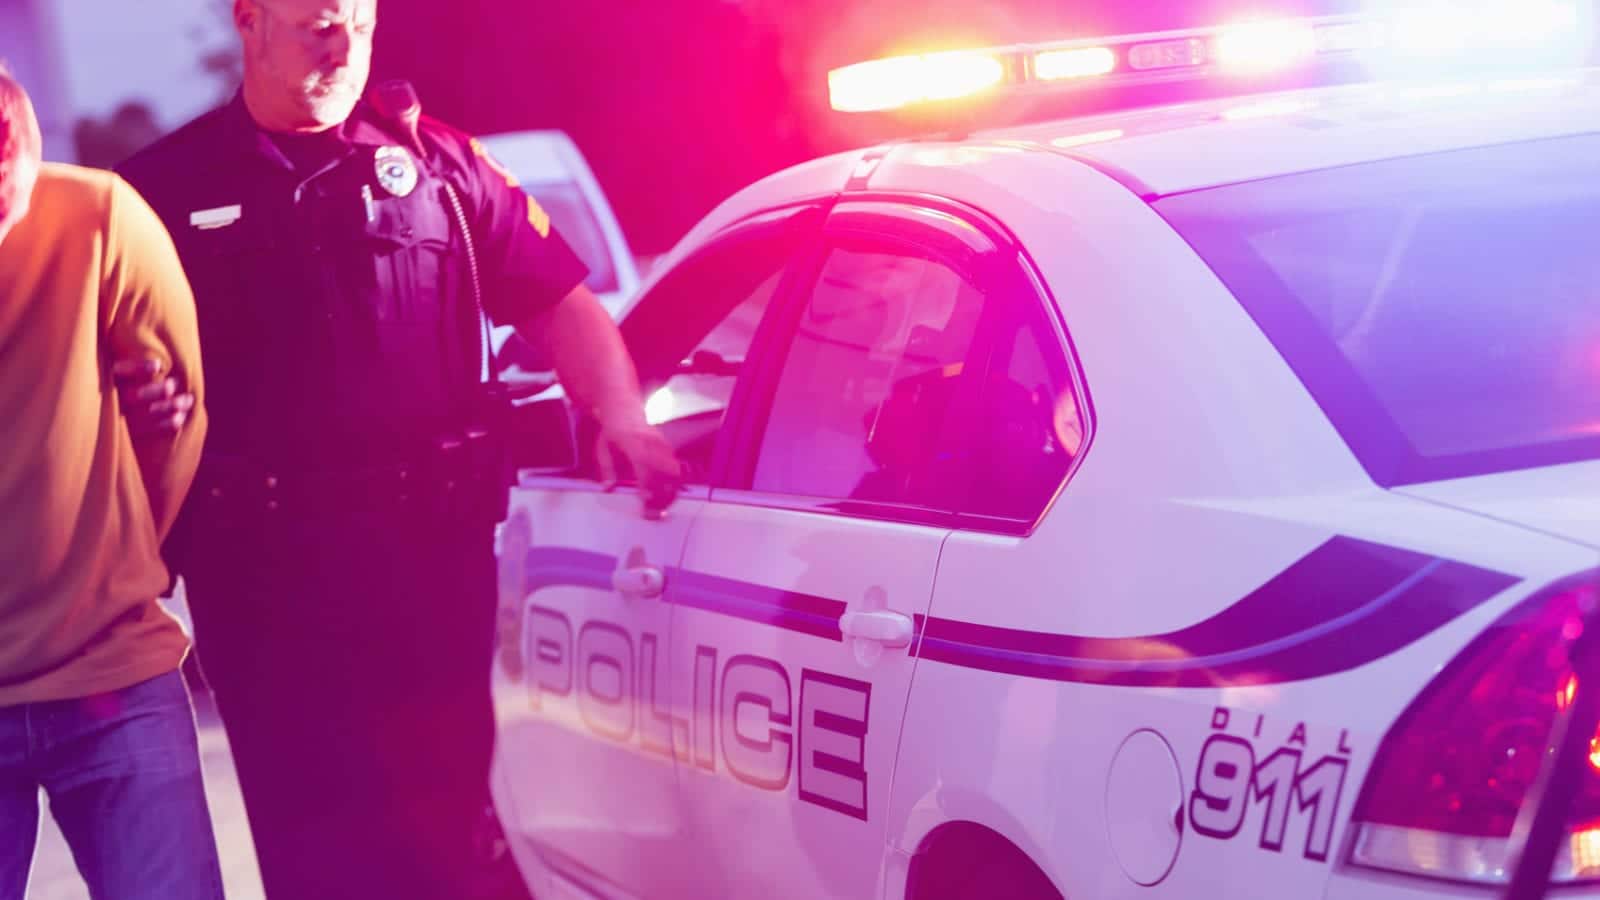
[489,5,1600,900]
[479,130,639,373]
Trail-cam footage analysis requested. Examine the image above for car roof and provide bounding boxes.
[639,68,1600,307]
[980,68,1600,196]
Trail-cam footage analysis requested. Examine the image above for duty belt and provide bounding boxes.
[194,435,493,520]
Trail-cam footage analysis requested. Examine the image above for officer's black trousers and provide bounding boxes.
[183,506,498,900]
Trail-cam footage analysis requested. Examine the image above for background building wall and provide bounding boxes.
[0,0,236,166]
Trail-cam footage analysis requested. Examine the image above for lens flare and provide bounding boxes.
[828,51,1005,112]
[1216,21,1319,72]
[1034,47,1117,81]
[645,386,678,425]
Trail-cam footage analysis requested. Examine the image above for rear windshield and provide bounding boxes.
[1157,134,1600,486]
[524,181,620,295]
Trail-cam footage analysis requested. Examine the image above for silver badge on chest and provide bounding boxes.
[374,145,419,198]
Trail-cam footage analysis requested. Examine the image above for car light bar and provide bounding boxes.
[828,51,1008,113]
[827,2,1590,112]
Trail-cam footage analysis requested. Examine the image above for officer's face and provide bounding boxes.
[238,0,377,132]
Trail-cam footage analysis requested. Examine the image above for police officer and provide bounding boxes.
[117,1,681,897]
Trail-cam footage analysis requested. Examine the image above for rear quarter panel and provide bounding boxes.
[865,147,1599,899]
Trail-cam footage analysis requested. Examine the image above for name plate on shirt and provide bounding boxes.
[189,205,243,231]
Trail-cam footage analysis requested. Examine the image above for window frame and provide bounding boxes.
[930,200,1097,537]
[951,267,1087,534]
[712,195,1093,534]
[593,202,830,488]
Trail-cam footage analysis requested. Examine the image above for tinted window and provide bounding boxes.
[622,218,809,481]
[751,246,983,508]
[1158,135,1600,484]
[964,316,1081,522]
[645,272,783,480]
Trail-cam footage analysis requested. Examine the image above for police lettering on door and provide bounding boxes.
[524,608,874,821]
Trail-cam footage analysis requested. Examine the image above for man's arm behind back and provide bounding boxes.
[101,175,207,539]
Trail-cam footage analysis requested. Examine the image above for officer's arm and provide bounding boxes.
[455,132,680,507]
[514,287,682,510]
[515,285,646,430]
[103,176,208,540]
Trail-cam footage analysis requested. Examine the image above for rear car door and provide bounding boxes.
[671,199,1023,898]
[491,205,823,898]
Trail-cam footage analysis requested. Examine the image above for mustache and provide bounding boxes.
[310,66,359,85]
[306,73,360,94]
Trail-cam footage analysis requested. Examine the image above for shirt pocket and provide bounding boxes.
[346,190,455,324]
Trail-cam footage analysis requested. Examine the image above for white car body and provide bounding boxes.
[489,71,1600,900]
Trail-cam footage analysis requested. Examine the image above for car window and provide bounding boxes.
[644,271,784,481]
[621,216,813,483]
[750,244,984,510]
[524,181,619,295]
[1158,134,1600,484]
[963,314,1081,523]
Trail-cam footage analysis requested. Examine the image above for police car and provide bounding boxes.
[489,7,1600,899]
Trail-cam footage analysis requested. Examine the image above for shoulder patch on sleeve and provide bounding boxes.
[470,137,521,189]
[526,195,551,239]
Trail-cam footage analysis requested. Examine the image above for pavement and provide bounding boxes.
[27,691,266,900]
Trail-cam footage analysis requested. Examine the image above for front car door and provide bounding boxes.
[670,199,1023,898]
[492,205,824,898]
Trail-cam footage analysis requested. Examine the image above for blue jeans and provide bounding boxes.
[0,671,224,900]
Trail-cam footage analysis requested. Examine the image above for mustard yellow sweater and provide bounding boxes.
[0,164,206,705]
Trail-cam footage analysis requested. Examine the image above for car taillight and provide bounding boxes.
[1350,576,1600,884]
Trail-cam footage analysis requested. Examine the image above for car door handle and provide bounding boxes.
[613,564,664,599]
[612,547,664,599]
[839,610,914,648]
[613,562,665,599]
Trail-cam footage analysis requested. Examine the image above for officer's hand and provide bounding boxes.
[595,421,683,516]
[112,357,196,438]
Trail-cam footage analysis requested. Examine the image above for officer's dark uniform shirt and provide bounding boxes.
[119,94,588,472]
